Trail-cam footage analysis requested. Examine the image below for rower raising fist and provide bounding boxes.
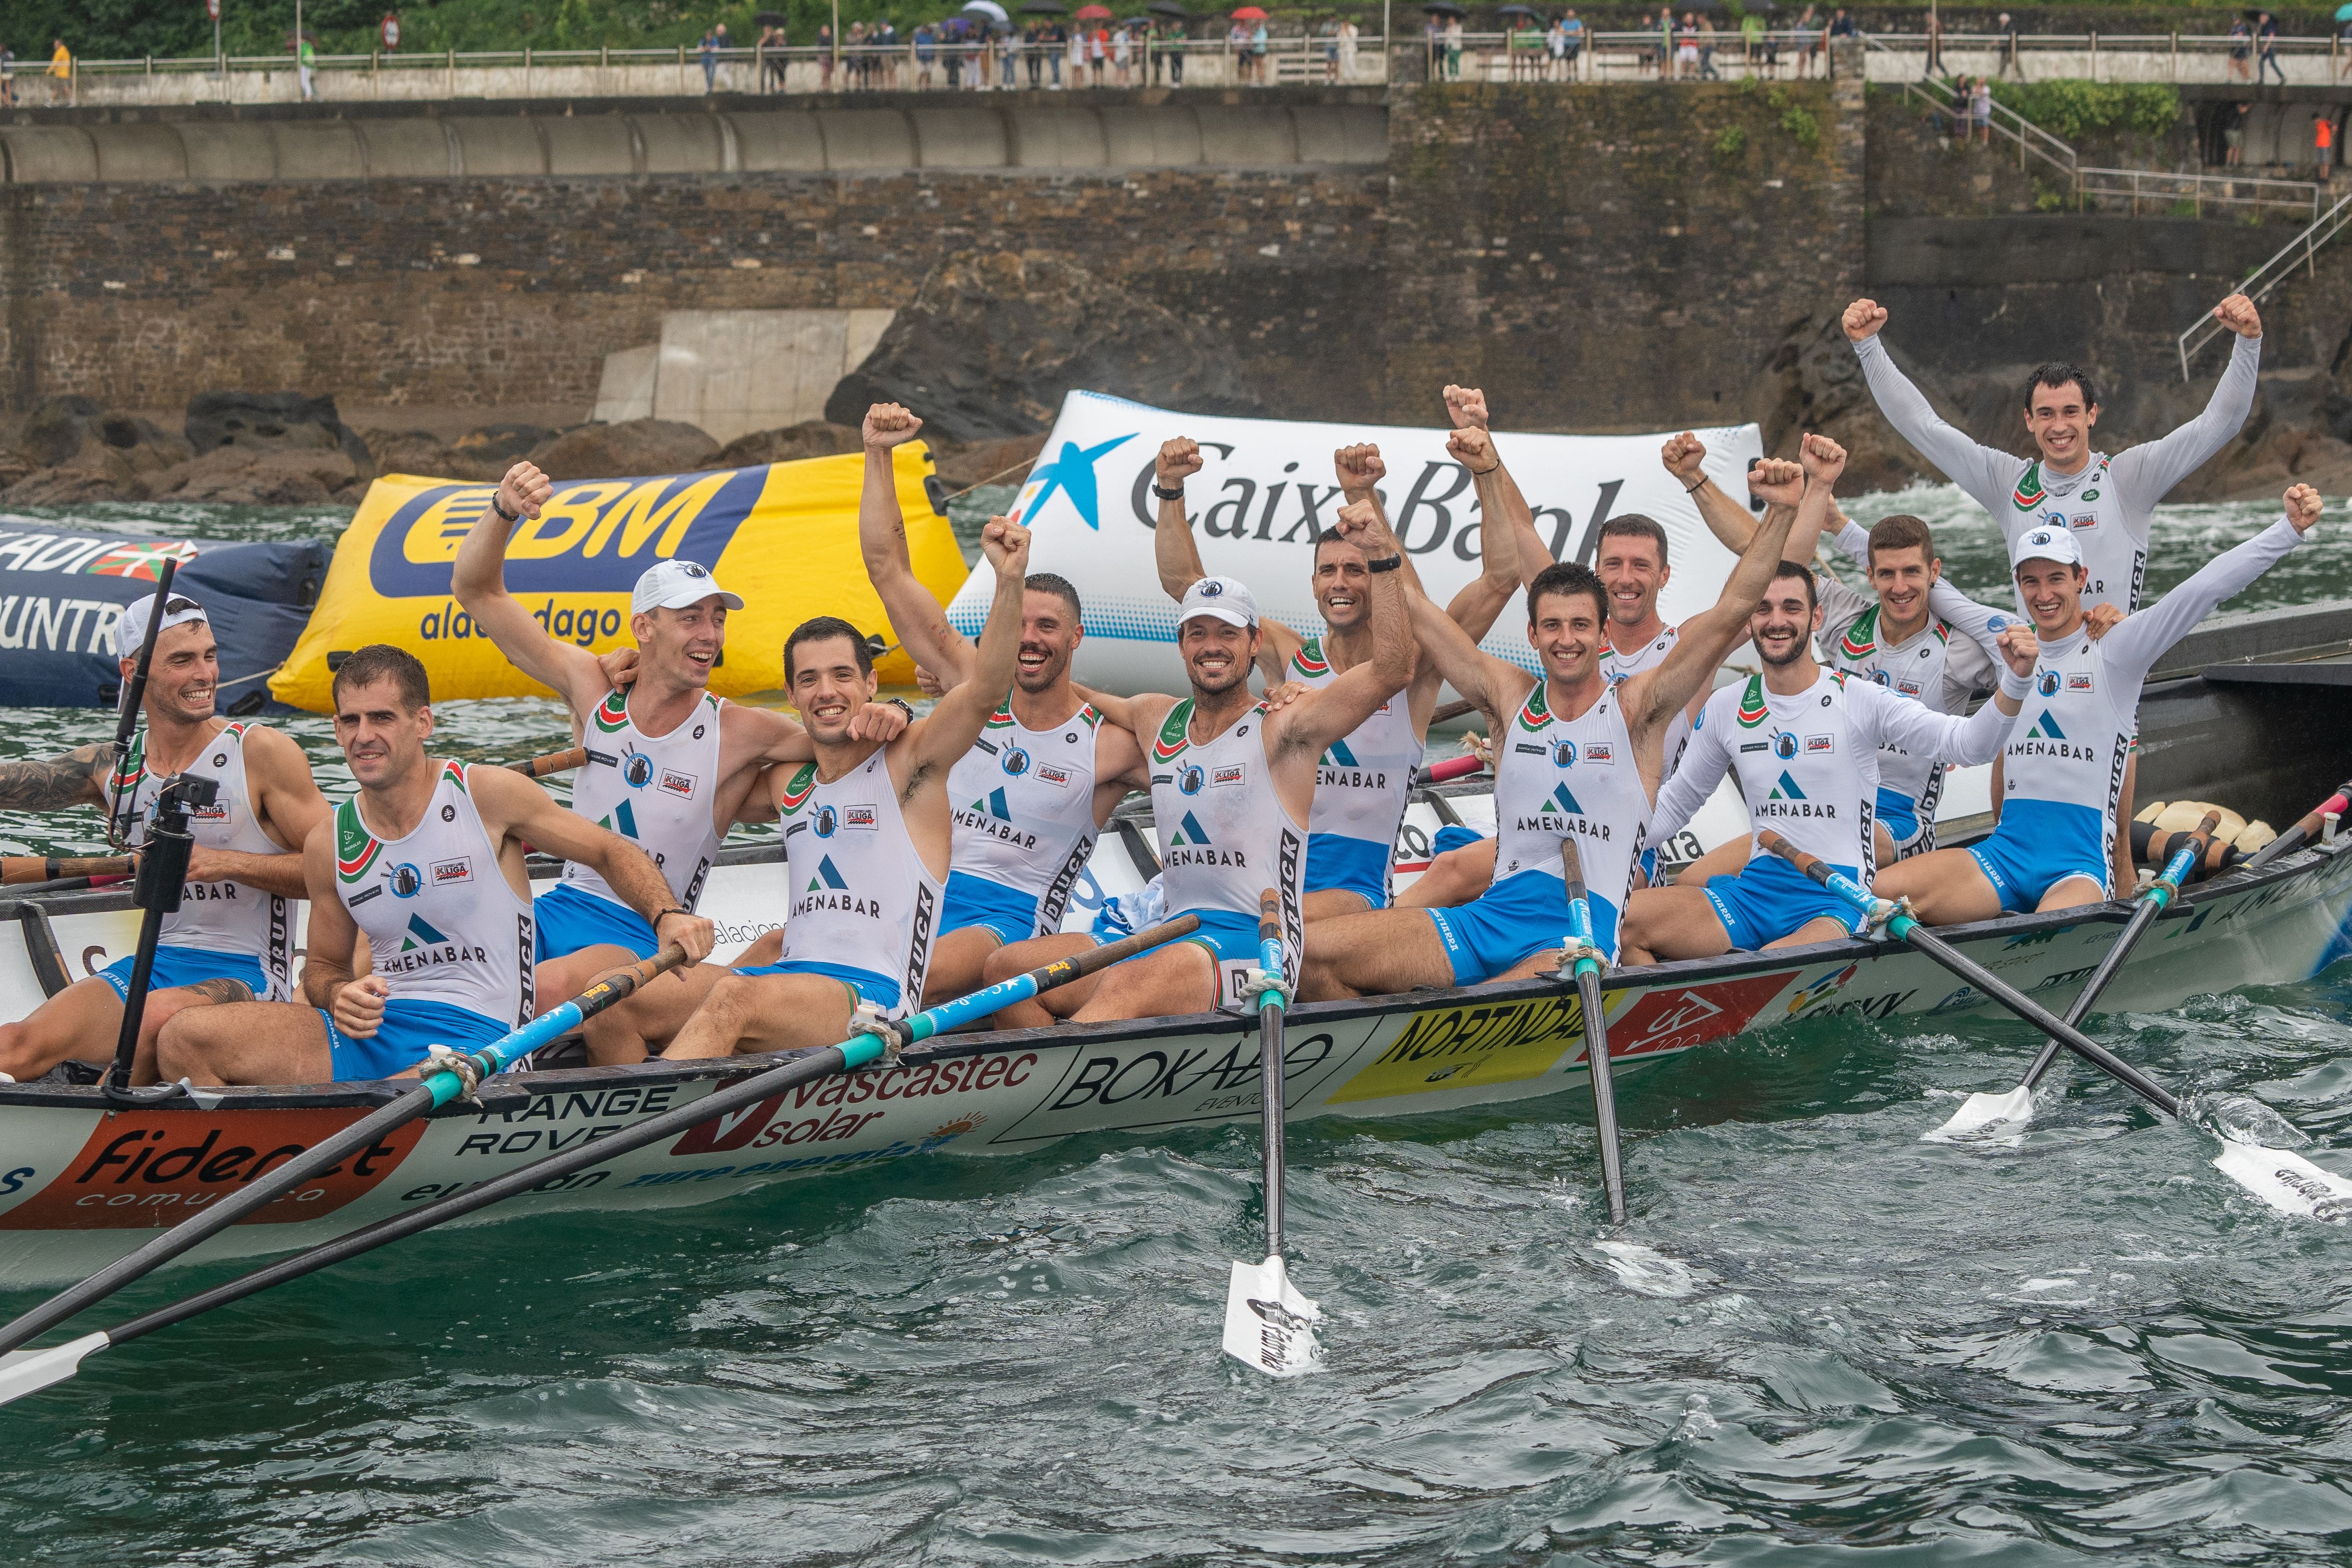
[1799,430,1848,483]
[864,402,923,449]
[1334,442,1385,496]
[1443,384,1490,430]
[1660,431,1706,483]
[1446,424,1499,473]
[2286,481,2323,531]
[981,515,1033,576]
[497,460,553,523]
[1994,622,2040,678]
[1330,496,1391,549]
[2214,293,2263,339]
[1842,297,1889,343]
[1748,456,1804,508]
[1156,436,1203,486]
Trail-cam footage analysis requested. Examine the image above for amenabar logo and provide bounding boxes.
[365,468,767,598]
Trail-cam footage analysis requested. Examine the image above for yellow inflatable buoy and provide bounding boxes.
[272,445,962,713]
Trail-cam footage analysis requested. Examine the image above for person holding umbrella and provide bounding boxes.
[1502,5,1539,78]
[1156,2,1188,82]
[756,12,789,91]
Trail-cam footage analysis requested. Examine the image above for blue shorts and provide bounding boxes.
[1705,854,1870,950]
[1305,831,1390,910]
[322,997,510,1083]
[942,871,1043,947]
[1967,798,2111,913]
[98,945,271,1003]
[1426,868,1617,986]
[533,882,657,964]
[1431,824,1486,858]
[733,960,902,1014]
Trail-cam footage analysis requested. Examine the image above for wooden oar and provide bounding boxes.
[2239,778,2352,874]
[0,945,694,1362]
[0,916,1202,1407]
[1755,831,2352,1218]
[507,746,588,779]
[1222,892,1321,1377]
[1560,841,1627,1224]
[1933,813,2221,1140]
[1,855,132,887]
[1414,753,1487,788]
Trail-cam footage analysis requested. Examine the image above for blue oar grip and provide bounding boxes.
[1562,894,1604,980]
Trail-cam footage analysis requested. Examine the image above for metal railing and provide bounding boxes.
[2178,190,2352,378]
[1857,29,2352,85]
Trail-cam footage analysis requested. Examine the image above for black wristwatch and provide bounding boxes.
[1152,482,1186,501]
[886,697,916,721]
[1367,554,1404,573]
[653,906,692,927]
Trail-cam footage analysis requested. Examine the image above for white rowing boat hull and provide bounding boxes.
[2,839,2347,1288]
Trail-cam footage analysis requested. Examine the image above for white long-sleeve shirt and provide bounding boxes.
[1852,330,2261,615]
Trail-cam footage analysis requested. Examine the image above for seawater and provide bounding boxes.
[1,487,2348,1565]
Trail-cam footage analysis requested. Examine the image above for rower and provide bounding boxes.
[1874,484,2323,922]
[450,461,908,1062]
[663,518,1037,1058]
[1845,291,2263,886]
[1298,427,1804,999]
[1399,402,1710,910]
[1152,413,1522,920]
[981,503,1415,1023]
[0,593,328,1086]
[155,645,713,1085]
[1619,437,2039,962]
[847,403,1151,1007]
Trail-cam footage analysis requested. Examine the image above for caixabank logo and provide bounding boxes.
[366,469,768,599]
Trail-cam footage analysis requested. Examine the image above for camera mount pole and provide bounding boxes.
[103,774,214,1100]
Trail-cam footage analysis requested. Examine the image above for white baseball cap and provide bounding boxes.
[1177,575,1259,629]
[114,592,208,657]
[2010,526,2084,572]
[632,559,744,615]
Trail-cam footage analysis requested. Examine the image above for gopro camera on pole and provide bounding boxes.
[103,771,219,1100]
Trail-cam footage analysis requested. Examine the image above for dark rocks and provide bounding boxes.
[185,391,374,480]
[711,421,865,470]
[528,419,721,481]
[454,423,561,463]
[825,252,1266,443]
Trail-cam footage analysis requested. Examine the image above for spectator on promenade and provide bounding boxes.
[1338,16,1357,80]
[2227,16,2252,81]
[1255,16,1272,80]
[2224,101,2247,165]
[1660,9,1677,77]
[1971,75,1992,143]
[47,37,68,105]
[879,19,899,88]
[1,44,15,108]
[2342,13,2352,80]
[1794,3,1818,77]
[1739,6,1762,71]
[297,31,316,101]
[2318,111,2337,180]
[1826,6,1854,76]
[761,22,788,91]
[915,20,937,86]
[1168,17,1188,82]
[2258,12,2285,86]
[1997,11,2023,80]
[1635,11,1657,76]
[1676,12,1698,78]
[1003,26,1020,88]
[1068,21,1086,85]
[1546,14,1566,80]
[1922,5,1941,78]
[1697,11,1719,78]
[1091,23,1109,84]
[701,26,721,91]
[1111,21,1129,85]
[845,21,865,86]
[819,21,835,87]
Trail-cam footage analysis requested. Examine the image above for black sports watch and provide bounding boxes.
[1367,554,1404,573]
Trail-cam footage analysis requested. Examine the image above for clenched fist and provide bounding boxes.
[1842,298,1889,344]
[2214,293,2262,340]
[2286,482,2323,533]
[1660,431,1707,482]
[981,516,1033,575]
[1447,425,1498,473]
[498,461,552,523]
[1799,431,1847,483]
[1747,457,1804,509]
[1442,385,1491,431]
[1157,436,1203,487]
[1334,443,1386,496]
[864,402,924,450]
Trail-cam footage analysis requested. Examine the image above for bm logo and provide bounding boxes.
[367,469,765,597]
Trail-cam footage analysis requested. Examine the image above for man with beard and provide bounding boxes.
[850,403,1153,1007]
[1621,438,2040,961]
[0,592,330,1085]
[980,502,1415,1023]
[156,645,712,1085]
[1296,430,1807,999]
[1152,415,1524,919]
[452,461,907,1062]
[1875,484,2323,922]
[664,517,1035,1057]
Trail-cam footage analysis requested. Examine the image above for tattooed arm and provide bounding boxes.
[0,743,112,813]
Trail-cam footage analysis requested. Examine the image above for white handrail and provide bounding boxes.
[2177,191,2352,379]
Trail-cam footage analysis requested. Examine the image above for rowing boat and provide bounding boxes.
[2,599,2348,1287]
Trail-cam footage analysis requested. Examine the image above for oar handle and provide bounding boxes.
[507,746,589,779]
[893,914,1202,1046]
[1754,831,1884,921]
[2147,811,2223,905]
[1414,753,1487,788]
[452,942,696,1090]
[1,856,133,887]
[2242,779,2352,873]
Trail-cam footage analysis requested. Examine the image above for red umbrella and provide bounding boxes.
[1231,4,1267,15]
[1075,4,1113,14]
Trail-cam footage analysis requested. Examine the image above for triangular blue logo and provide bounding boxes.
[1175,811,1212,846]
[1324,737,1359,768]
[406,913,448,945]
[612,799,640,840]
[2029,710,2067,741]
[1550,783,1582,816]
[988,787,1011,819]
[1770,772,1807,801]
[816,855,849,890]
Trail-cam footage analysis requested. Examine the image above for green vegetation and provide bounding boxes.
[1712,122,1748,159]
[2031,175,2067,211]
[1987,81,2179,140]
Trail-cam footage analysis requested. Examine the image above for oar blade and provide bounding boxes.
[0,1332,110,1408]
[2212,1141,2352,1220]
[1926,1085,2037,1142]
[1222,1255,1323,1378]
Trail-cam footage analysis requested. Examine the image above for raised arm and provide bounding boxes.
[1870,627,2035,766]
[472,766,715,962]
[1273,502,1416,757]
[1444,385,1561,590]
[1157,435,1296,682]
[909,517,1033,780]
[2100,485,2319,687]
[1844,298,2025,518]
[2111,297,2262,516]
[859,403,976,687]
[450,462,611,716]
[1440,424,1525,641]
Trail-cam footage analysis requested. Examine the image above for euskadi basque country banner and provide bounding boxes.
[273,444,962,713]
[942,390,1767,696]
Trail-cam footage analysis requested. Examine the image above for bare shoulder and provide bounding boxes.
[239,722,321,780]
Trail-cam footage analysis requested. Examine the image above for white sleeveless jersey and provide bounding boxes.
[2003,456,2143,616]
[564,688,725,912]
[1599,624,1691,774]
[947,701,1103,938]
[1492,679,1649,923]
[1287,636,1423,855]
[775,748,941,1015]
[110,722,295,998]
[333,762,533,1026]
[1702,671,1881,875]
[1148,699,1307,977]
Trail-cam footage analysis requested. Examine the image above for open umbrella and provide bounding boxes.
[2338,2,2352,18]
[1149,0,1190,14]
[1020,0,1068,11]
[963,0,1012,21]
[1497,3,1538,14]
[1076,3,1113,14]
[1421,2,1467,14]
[1231,4,1268,14]
[753,9,789,23]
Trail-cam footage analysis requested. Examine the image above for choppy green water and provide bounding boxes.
[1,488,2349,1566]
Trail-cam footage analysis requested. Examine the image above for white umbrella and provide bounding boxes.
[962,0,1012,21]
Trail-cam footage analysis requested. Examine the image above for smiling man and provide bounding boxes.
[1875,484,2324,922]
[0,592,329,1086]
[453,462,906,1062]
[664,517,1035,1057]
